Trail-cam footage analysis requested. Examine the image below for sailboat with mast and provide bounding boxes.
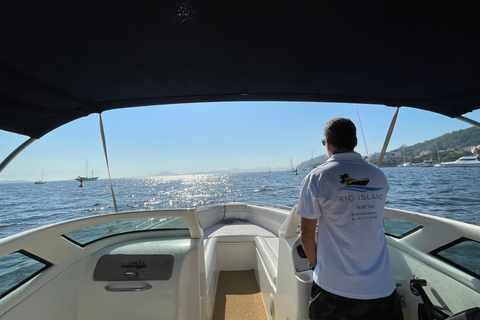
[34,169,46,184]
[75,160,98,181]
[397,145,413,167]
[289,157,297,172]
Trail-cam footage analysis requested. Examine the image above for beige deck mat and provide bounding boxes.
[212,270,268,320]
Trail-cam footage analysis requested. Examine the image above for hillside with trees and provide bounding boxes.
[377,126,480,166]
[294,126,480,169]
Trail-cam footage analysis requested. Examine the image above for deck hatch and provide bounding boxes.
[93,254,174,281]
[430,237,480,279]
[0,250,52,299]
[383,217,423,238]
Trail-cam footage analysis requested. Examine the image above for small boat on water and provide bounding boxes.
[289,157,297,172]
[420,159,435,167]
[441,156,480,167]
[75,160,99,181]
[1,2,480,320]
[34,169,46,184]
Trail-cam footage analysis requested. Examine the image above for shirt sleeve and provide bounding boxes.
[297,173,322,219]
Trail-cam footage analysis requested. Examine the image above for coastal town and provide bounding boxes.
[296,126,480,169]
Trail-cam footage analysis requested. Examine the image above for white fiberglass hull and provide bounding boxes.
[441,163,480,167]
[441,156,480,167]
[1,202,479,320]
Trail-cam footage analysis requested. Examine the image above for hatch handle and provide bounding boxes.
[104,284,152,292]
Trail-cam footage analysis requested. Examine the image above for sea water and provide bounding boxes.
[1,167,479,240]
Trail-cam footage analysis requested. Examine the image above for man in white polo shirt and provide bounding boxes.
[297,118,403,320]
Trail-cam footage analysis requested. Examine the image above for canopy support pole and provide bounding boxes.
[0,137,36,174]
[455,115,480,129]
[377,107,400,168]
[99,114,119,213]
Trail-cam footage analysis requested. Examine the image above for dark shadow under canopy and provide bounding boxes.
[1,1,480,138]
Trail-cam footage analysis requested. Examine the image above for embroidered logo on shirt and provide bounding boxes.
[338,173,382,192]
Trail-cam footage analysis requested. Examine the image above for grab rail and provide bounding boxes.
[249,201,293,210]
[194,201,294,211]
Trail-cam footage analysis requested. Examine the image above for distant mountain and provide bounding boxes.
[154,127,480,176]
[0,180,31,184]
[156,167,290,176]
[191,167,289,174]
[155,171,178,176]
[296,155,327,171]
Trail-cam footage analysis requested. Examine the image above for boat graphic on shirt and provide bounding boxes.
[340,173,369,186]
[338,173,382,192]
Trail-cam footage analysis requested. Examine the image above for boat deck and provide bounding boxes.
[212,270,267,320]
[1,203,480,320]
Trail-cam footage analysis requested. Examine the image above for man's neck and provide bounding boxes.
[331,149,354,155]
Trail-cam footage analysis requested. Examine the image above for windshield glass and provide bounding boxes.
[62,217,188,246]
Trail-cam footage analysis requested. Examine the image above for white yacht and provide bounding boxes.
[420,160,435,167]
[441,156,480,167]
[1,2,480,320]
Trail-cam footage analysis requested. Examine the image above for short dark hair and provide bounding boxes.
[324,118,357,151]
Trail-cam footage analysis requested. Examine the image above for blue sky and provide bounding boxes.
[1,102,479,181]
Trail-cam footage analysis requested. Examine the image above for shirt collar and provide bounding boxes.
[327,151,362,161]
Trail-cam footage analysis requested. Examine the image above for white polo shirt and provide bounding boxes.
[297,152,396,299]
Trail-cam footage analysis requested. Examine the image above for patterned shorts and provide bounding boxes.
[308,282,404,320]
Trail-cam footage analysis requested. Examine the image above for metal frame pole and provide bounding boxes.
[0,137,36,174]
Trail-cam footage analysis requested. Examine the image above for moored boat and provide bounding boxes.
[34,169,46,184]
[441,156,480,167]
[75,161,99,181]
[75,175,99,182]
[420,159,435,167]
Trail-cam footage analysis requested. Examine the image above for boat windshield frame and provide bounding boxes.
[430,237,480,280]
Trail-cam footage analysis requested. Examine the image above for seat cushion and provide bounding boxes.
[204,221,276,240]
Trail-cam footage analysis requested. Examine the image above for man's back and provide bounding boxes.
[298,151,395,299]
[298,117,403,320]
